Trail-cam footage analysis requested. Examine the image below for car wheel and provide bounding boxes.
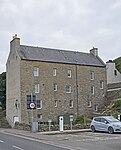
[91,125,96,132]
[108,127,114,134]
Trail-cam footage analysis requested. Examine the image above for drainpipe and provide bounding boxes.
[75,64,79,117]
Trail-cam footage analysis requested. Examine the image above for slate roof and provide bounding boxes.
[18,45,105,67]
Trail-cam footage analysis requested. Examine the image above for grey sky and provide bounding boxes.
[0,0,121,73]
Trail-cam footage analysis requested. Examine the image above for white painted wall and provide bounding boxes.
[106,61,121,84]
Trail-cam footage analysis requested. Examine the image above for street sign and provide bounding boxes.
[70,115,74,122]
[30,102,35,109]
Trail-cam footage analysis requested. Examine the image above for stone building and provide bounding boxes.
[6,35,107,126]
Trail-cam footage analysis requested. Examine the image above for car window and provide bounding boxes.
[101,118,107,123]
[94,118,101,122]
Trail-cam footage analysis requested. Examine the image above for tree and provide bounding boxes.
[0,72,6,110]
[113,57,121,73]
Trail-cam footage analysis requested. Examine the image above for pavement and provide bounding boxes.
[0,128,91,141]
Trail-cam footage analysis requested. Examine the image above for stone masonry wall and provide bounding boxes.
[20,60,107,124]
[77,65,107,116]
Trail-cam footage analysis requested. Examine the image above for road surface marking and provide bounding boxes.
[13,145,24,150]
[0,139,4,143]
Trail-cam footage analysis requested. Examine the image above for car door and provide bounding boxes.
[99,118,109,131]
[93,118,101,131]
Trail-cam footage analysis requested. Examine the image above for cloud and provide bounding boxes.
[0,0,121,73]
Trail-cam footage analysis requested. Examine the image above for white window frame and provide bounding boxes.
[87,101,92,107]
[67,69,72,78]
[53,68,57,76]
[94,104,98,111]
[100,81,104,89]
[34,67,39,77]
[35,84,39,93]
[54,84,58,91]
[66,85,71,93]
[90,71,94,80]
[37,100,42,109]
[69,100,73,108]
[90,86,94,95]
[54,100,58,107]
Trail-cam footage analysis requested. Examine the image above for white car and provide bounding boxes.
[90,116,121,134]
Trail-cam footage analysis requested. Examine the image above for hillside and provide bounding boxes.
[102,98,121,118]
[113,57,121,73]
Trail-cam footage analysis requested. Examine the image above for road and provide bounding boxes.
[0,132,68,150]
[1,130,121,150]
[52,132,121,150]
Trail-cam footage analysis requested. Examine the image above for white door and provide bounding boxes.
[14,116,19,124]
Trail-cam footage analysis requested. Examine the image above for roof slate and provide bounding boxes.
[18,45,105,67]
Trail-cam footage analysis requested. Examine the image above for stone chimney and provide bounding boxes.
[90,47,98,57]
[10,34,20,52]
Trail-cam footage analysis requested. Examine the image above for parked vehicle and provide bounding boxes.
[90,116,121,134]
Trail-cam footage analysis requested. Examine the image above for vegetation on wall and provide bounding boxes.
[102,98,121,118]
[113,57,121,73]
[0,72,6,110]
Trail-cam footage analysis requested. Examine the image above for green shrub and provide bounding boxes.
[112,100,121,109]
[75,115,84,124]
[113,112,119,119]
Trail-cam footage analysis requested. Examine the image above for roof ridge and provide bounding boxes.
[20,45,89,55]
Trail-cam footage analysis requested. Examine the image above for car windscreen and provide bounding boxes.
[106,117,119,123]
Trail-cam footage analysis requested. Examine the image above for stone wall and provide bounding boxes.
[106,82,121,106]
[108,82,121,90]
[19,60,107,124]
[13,122,89,132]
[106,89,121,105]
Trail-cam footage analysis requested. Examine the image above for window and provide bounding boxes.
[35,84,39,93]
[90,71,94,80]
[114,70,117,76]
[101,118,107,123]
[94,118,101,122]
[34,67,39,77]
[90,86,94,95]
[37,100,42,109]
[69,100,73,108]
[53,68,57,76]
[66,85,71,93]
[54,100,58,107]
[26,95,36,109]
[87,101,92,107]
[67,70,72,78]
[100,81,104,89]
[94,104,98,111]
[54,84,58,91]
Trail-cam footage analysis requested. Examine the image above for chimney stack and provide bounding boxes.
[10,34,20,52]
[90,47,98,57]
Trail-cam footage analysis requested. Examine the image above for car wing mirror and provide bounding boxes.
[105,121,108,124]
